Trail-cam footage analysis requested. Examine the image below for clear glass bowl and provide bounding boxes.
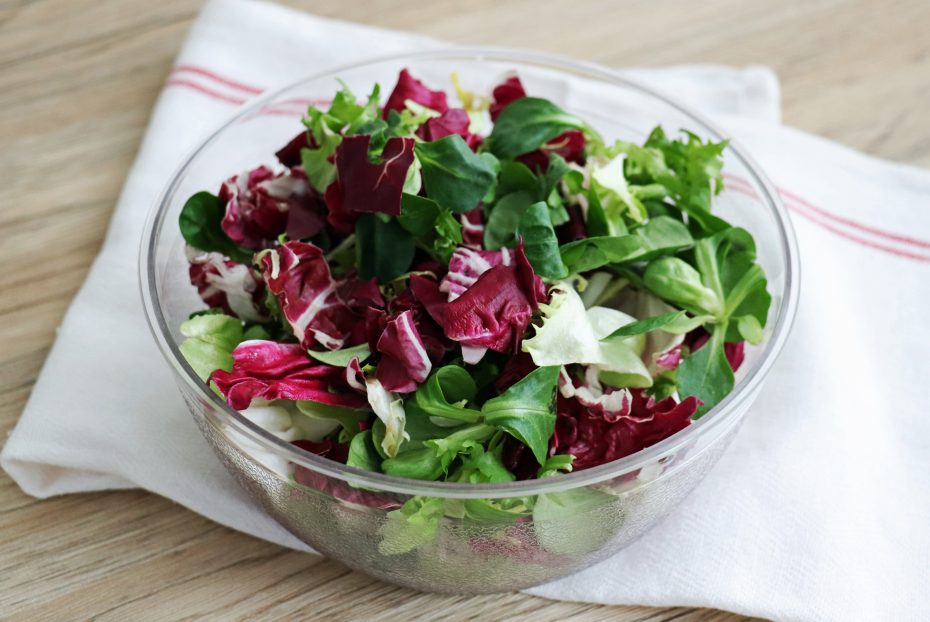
[140,48,799,594]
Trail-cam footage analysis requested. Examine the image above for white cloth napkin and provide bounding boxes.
[3,1,928,620]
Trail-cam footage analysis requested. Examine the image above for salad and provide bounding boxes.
[178,68,770,491]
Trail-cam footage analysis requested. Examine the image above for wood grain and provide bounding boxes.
[1,0,928,619]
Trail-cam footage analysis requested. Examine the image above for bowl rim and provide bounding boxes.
[140,46,800,499]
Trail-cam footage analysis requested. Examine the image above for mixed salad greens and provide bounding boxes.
[178,69,770,496]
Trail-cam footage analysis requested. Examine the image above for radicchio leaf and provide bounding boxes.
[276,131,316,167]
[417,108,482,150]
[439,246,514,301]
[210,340,367,410]
[260,241,357,350]
[188,251,266,322]
[219,166,326,249]
[375,310,433,393]
[460,207,485,249]
[383,68,449,117]
[552,370,700,470]
[328,134,415,218]
[419,243,547,354]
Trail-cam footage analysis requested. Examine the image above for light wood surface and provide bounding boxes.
[2,0,928,620]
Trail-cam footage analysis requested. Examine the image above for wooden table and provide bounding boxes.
[2,0,928,619]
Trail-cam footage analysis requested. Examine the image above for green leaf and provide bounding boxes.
[294,400,369,434]
[454,444,515,485]
[539,154,570,199]
[432,209,463,261]
[355,213,416,283]
[496,160,538,197]
[398,194,440,236]
[306,343,371,367]
[178,192,252,263]
[522,284,652,389]
[380,446,444,480]
[591,155,648,223]
[414,366,482,424]
[736,314,764,345]
[517,202,568,279]
[483,190,535,250]
[537,454,574,478]
[692,226,771,337]
[678,324,734,416]
[463,498,530,522]
[600,311,687,340]
[379,496,445,555]
[346,430,381,472]
[533,486,617,555]
[585,185,612,237]
[631,216,694,261]
[415,134,496,214]
[642,127,731,235]
[559,234,643,274]
[178,313,243,381]
[488,97,586,159]
[481,366,559,464]
[373,400,452,455]
[643,256,724,316]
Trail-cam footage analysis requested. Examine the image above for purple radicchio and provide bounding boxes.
[363,286,449,393]
[210,340,367,410]
[324,135,415,233]
[459,207,485,250]
[188,251,266,322]
[383,68,449,117]
[275,131,315,167]
[551,367,700,470]
[416,108,482,150]
[219,165,326,250]
[439,246,515,301]
[260,241,358,350]
[411,242,547,357]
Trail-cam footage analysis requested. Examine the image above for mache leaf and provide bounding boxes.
[489,97,586,159]
[415,134,496,214]
[481,366,559,464]
[179,192,252,264]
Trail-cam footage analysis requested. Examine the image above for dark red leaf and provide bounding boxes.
[552,377,700,470]
[260,241,358,350]
[416,108,482,150]
[383,68,449,118]
[210,340,367,410]
[219,165,326,249]
[489,75,527,121]
[188,252,266,322]
[331,134,414,217]
[276,131,315,167]
[460,207,485,249]
[423,243,546,353]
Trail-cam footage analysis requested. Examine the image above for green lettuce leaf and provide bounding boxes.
[488,97,586,159]
[346,429,381,472]
[355,213,416,283]
[517,202,569,279]
[306,343,371,367]
[178,313,243,381]
[414,365,482,424]
[178,192,252,263]
[415,134,496,214]
[481,366,559,464]
[522,284,652,389]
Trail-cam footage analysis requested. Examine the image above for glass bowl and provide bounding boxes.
[140,48,799,594]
